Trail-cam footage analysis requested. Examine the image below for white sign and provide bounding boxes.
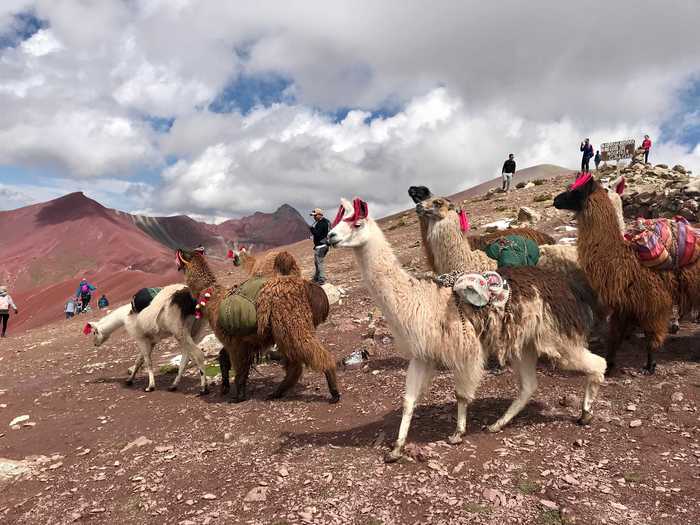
[601,139,635,161]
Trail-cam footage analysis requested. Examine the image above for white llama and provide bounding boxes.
[86,284,209,393]
[327,198,606,462]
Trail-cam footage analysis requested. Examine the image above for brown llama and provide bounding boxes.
[408,186,555,266]
[554,174,700,373]
[176,248,339,403]
[230,246,302,277]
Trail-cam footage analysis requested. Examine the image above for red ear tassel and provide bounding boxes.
[615,177,625,195]
[226,249,234,258]
[83,323,92,335]
[571,172,592,191]
[331,204,346,228]
[458,209,470,232]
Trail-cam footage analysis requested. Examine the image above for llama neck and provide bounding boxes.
[96,305,129,336]
[242,254,256,275]
[185,262,218,296]
[353,222,423,318]
[426,213,472,274]
[577,189,631,271]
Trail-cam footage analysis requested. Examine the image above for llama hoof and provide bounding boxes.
[167,385,178,392]
[384,449,403,463]
[577,411,594,426]
[144,386,155,392]
[197,388,209,396]
[125,379,134,386]
[329,393,341,404]
[642,363,657,375]
[220,385,230,396]
[669,323,680,335]
[487,423,503,434]
[604,365,618,377]
[447,433,463,445]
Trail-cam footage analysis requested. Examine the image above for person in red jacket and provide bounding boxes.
[642,135,652,164]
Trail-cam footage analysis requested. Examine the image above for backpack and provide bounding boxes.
[81,283,90,294]
[485,235,540,268]
[217,278,268,336]
[131,287,162,313]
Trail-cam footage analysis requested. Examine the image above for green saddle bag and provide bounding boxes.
[217,278,268,336]
[485,235,540,268]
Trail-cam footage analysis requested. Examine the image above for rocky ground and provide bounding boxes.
[1,173,698,524]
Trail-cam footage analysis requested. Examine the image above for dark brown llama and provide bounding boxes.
[554,175,700,373]
[176,248,339,403]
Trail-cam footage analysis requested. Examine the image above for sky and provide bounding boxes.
[1,1,699,221]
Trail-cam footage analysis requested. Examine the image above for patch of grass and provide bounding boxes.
[533,178,546,185]
[495,205,511,212]
[517,478,541,495]
[516,181,527,189]
[465,503,491,514]
[363,519,383,525]
[533,193,553,202]
[539,509,564,525]
[623,471,642,483]
[159,363,178,375]
[387,217,408,231]
[205,363,221,378]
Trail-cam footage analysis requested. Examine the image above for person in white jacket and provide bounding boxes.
[0,286,19,338]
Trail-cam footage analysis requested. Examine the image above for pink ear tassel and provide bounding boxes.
[83,323,92,335]
[615,177,625,195]
[458,210,470,232]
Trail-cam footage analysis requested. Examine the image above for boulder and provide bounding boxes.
[672,164,687,174]
[517,206,541,223]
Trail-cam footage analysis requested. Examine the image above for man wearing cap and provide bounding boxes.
[309,208,331,285]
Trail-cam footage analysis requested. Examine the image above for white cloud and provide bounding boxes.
[0,1,698,219]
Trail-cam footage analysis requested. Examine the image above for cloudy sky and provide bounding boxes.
[1,1,699,221]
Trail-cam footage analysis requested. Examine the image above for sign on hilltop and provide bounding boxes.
[601,139,635,161]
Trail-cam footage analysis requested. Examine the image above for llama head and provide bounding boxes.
[326,198,371,248]
[415,195,456,222]
[408,185,432,204]
[84,322,108,346]
[553,173,599,212]
[175,247,206,272]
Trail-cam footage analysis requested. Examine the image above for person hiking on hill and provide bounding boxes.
[501,153,516,192]
[0,286,19,338]
[642,134,652,164]
[65,297,76,319]
[309,208,331,285]
[594,150,601,171]
[76,278,96,310]
[580,138,594,172]
[98,294,109,309]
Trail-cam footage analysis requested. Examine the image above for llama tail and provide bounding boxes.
[271,314,335,372]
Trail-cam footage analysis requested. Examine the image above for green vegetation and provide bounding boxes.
[533,179,546,185]
[539,509,564,525]
[623,471,642,483]
[533,193,553,202]
[517,478,541,495]
[465,503,491,514]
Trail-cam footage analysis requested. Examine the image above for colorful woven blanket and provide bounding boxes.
[625,216,699,270]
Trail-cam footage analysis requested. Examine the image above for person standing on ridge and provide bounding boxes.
[98,294,109,309]
[309,208,331,285]
[594,150,601,171]
[642,134,652,164]
[0,286,19,337]
[580,138,594,173]
[501,153,516,193]
[76,278,96,310]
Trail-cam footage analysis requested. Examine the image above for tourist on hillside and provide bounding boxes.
[309,208,331,285]
[0,286,19,338]
[76,278,96,310]
[65,297,76,319]
[75,297,83,314]
[98,294,109,309]
[642,134,652,164]
[501,153,516,193]
[594,150,601,171]
[580,138,594,172]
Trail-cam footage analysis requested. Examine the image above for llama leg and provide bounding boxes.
[169,354,190,392]
[219,348,231,395]
[488,346,538,433]
[182,339,209,395]
[556,343,607,425]
[669,305,680,335]
[448,363,483,445]
[126,354,144,386]
[141,342,156,392]
[605,312,627,375]
[269,360,303,400]
[386,358,434,463]
[324,368,341,404]
[642,329,665,375]
[231,346,253,403]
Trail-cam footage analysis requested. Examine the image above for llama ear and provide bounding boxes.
[614,176,625,195]
[458,209,470,232]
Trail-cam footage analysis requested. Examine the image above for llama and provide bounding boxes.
[327,198,606,462]
[176,248,339,403]
[85,285,209,393]
[229,246,302,278]
[554,173,700,373]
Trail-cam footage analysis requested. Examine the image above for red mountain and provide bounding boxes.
[0,192,309,333]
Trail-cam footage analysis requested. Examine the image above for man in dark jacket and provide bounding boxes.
[309,208,331,284]
[580,138,594,172]
[501,153,516,192]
